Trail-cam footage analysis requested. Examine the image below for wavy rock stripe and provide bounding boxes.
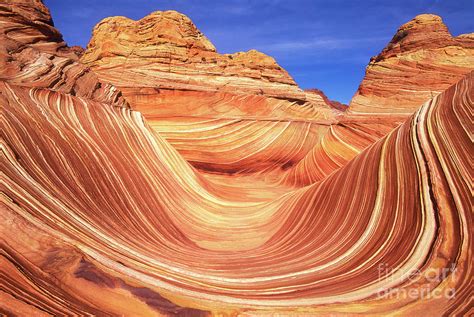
[129,89,337,175]
[79,13,473,183]
[0,0,128,108]
[80,10,306,102]
[348,14,473,115]
[79,9,340,123]
[149,116,329,175]
[281,14,473,187]
[279,14,473,186]
[281,117,403,186]
[1,71,472,315]
[123,89,339,121]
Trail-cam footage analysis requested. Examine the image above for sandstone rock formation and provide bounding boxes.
[79,9,340,174]
[305,88,348,112]
[81,10,307,102]
[282,14,474,186]
[0,0,128,107]
[3,70,472,315]
[348,14,474,115]
[80,10,339,121]
[1,1,473,315]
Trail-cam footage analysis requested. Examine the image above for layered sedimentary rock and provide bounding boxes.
[305,88,348,112]
[149,117,330,174]
[349,14,474,115]
[80,10,308,102]
[80,10,338,121]
[80,9,339,174]
[282,14,474,186]
[281,117,401,186]
[2,1,473,315]
[0,0,128,107]
[2,70,472,315]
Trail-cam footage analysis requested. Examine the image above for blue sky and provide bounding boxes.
[45,0,473,104]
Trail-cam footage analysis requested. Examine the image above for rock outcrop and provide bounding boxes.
[305,88,348,112]
[81,11,306,101]
[79,9,339,174]
[0,0,128,107]
[1,1,473,315]
[3,69,472,315]
[281,14,474,185]
[80,10,339,121]
[348,14,474,115]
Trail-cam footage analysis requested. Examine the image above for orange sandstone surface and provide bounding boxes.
[349,14,474,115]
[0,0,128,108]
[80,10,337,119]
[1,1,473,316]
[283,14,474,186]
[80,9,342,175]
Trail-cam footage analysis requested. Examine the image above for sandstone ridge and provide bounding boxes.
[0,0,128,107]
[81,10,308,102]
[1,1,473,315]
[348,14,474,115]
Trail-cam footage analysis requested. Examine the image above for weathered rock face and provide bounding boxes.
[281,15,474,186]
[0,0,128,107]
[304,88,347,112]
[80,10,337,118]
[1,1,473,315]
[79,9,338,175]
[348,14,474,115]
[3,70,472,315]
[81,11,304,100]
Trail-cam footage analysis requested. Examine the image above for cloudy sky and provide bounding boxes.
[45,0,473,104]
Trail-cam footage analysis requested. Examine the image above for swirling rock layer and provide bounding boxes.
[1,2,473,316]
[0,0,128,108]
[2,72,472,315]
[349,14,474,115]
[281,15,474,186]
[79,9,345,175]
[81,10,313,103]
[78,9,343,174]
